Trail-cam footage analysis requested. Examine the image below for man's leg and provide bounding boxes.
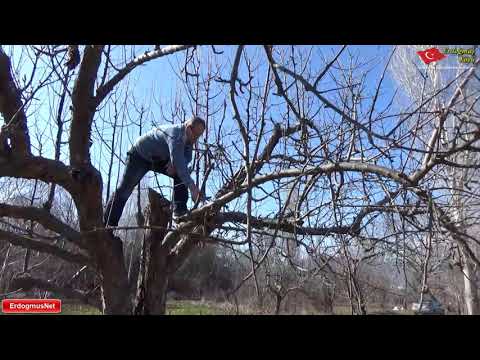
[172,175,189,216]
[153,162,189,217]
[104,151,150,227]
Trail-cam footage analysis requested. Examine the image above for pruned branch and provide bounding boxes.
[65,45,80,71]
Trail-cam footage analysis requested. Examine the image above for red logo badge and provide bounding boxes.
[2,299,62,314]
[417,48,447,65]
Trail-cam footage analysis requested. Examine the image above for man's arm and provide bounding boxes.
[167,132,195,192]
[185,143,193,165]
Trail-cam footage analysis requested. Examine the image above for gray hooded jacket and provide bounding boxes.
[132,123,194,191]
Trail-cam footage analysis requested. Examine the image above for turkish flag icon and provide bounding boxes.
[417,48,447,65]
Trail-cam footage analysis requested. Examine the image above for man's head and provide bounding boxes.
[185,116,206,144]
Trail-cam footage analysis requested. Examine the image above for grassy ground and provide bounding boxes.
[59,302,417,315]
[166,300,228,315]
[61,303,102,315]
[332,305,415,315]
[58,300,229,315]
[3,300,417,315]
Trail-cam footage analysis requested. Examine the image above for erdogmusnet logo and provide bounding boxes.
[2,299,62,314]
[417,48,446,64]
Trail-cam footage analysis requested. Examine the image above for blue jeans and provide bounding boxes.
[104,150,188,227]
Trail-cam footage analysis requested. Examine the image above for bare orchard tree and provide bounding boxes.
[1,44,479,314]
[390,45,480,314]
[0,45,195,313]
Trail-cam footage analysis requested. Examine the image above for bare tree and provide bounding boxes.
[1,44,479,315]
[390,45,480,314]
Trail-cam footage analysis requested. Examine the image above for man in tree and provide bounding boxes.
[104,116,206,227]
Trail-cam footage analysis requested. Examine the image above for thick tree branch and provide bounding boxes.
[215,211,352,236]
[95,45,194,106]
[192,161,414,224]
[0,203,84,248]
[0,229,91,265]
[69,45,104,168]
[0,154,77,195]
[215,202,428,238]
[0,48,31,155]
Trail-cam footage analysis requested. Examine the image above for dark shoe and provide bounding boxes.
[173,208,188,217]
[173,208,189,222]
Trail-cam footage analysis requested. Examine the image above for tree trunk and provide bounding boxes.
[460,249,480,315]
[452,184,480,315]
[74,169,132,315]
[274,293,282,315]
[134,189,171,314]
[98,235,132,314]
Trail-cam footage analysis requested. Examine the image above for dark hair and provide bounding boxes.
[186,116,206,129]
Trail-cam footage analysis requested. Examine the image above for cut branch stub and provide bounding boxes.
[65,45,80,71]
[134,188,172,315]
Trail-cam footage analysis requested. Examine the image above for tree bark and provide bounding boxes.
[97,235,131,314]
[134,189,171,314]
[274,293,282,315]
[460,248,480,315]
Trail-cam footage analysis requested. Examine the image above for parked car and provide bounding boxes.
[411,298,445,315]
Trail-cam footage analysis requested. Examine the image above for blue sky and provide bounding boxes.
[114,45,402,229]
[4,45,403,228]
